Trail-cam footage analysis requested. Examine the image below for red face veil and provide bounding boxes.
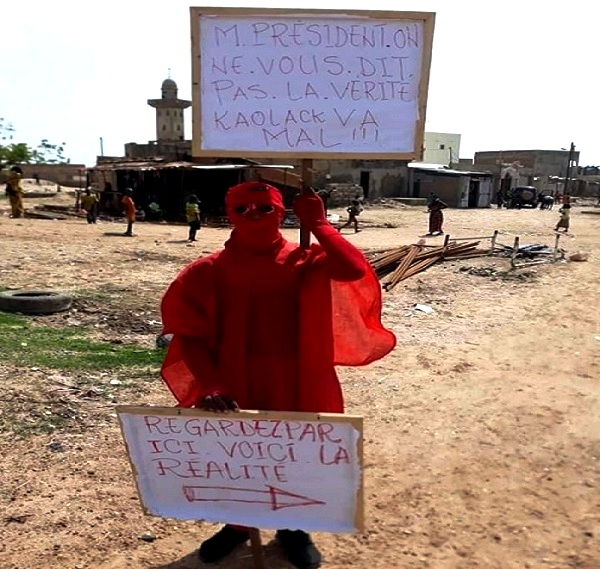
[225,182,285,246]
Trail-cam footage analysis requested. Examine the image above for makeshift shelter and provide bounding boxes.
[87,159,300,221]
[408,163,494,208]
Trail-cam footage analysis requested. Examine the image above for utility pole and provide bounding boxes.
[497,150,504,196]
[563,142,575,194]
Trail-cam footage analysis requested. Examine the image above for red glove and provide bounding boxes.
[294,192,327,230]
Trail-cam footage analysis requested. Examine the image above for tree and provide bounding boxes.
[33,139,69,164]
[0,119,70,169]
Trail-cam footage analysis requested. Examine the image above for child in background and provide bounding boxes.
[186,195,201,242]
[338,199,363,233]
[121,188,136,236]
[555,203,571,233]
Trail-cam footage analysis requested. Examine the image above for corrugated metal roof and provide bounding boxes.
[408,162,493,176]
[89,161,295,172]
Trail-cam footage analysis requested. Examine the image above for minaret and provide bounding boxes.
[147,74,191,142]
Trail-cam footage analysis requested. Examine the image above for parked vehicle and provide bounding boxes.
[510,186,538,208]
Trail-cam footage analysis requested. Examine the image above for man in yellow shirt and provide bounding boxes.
[80,188,99,224]
[185,194,201,242]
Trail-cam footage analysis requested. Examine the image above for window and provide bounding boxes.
[440,144,445,150]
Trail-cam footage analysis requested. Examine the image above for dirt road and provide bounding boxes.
[1,196,598,569]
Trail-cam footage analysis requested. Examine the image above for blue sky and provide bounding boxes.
[2,1,598,165]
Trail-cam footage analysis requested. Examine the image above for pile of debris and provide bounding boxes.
[26,203,79,221]
[493,237,566,268]
[494,242,558,259]
[458,265,540,283]
[369,240,487,290]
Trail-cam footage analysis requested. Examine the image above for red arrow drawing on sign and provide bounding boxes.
[182,485,326,511]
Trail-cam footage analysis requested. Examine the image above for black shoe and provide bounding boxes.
[198,525,250,563]
[276,530,322,569]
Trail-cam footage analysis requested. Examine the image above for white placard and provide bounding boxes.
[118,407,364,533]
[191,8,435,158]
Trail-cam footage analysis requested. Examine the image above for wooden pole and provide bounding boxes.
[441,234,450,260]
[490,230,498,253]
[249,528,266,569]
[511,236,520,269]
[300,158,313,249]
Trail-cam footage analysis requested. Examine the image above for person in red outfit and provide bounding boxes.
[121,188,136,236]
[160,182,396,569]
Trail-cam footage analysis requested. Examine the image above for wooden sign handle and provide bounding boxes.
[300,158,313,249]
[249,528,266,569]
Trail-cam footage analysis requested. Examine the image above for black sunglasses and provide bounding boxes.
[232,204,275,214]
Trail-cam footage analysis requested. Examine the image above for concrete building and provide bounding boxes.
[408,163,494,208]
[423,132,461,166]
[148,77,191,142]
[473,149,580,195]
[124,77,192,161]
[266,158,408,201]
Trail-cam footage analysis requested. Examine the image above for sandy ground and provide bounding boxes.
[0,190,599,569]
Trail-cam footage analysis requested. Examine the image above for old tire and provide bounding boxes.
[0,290,73,315]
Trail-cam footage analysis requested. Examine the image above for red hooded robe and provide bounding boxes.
[160,183,395,413]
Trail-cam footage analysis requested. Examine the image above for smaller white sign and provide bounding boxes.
[118,407,364,533]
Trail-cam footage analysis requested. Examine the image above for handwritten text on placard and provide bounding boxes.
[118,408,363,533]
[198,16,424,154]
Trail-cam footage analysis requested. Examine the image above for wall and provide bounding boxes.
[423,132,461,165]
[325,183,364,208]
[477,178,493,207]
[257,158,408,200]
[533,150,580,179]
[412,172,461,206]
[155,107,185,142]
[474,150,536,169]
[313,159,408,200]
[124,141,192,161]
[411,171,493,208]
[13,163,87,187]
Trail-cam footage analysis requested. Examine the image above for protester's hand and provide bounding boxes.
[294,191,327,229]
[199,393,240,413]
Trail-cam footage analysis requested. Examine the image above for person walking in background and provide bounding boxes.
[495,191,504,208]
[338,198,363,233]
[316,187,334,214]
[186,195,202,242]
[6,166,25,219]
[555,203,571,233]
[426,196,448,236]
[80,188,99,224]
[426,192,438,206]
[121,188,136,236]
